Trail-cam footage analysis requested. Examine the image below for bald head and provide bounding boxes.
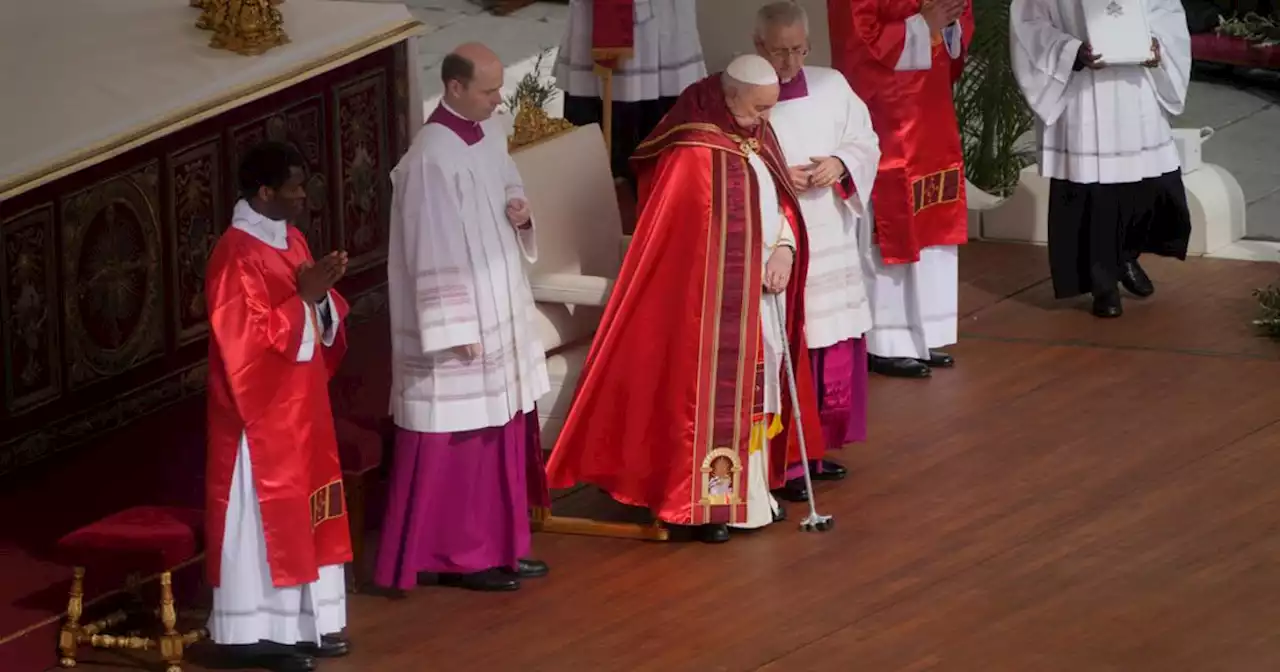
[722,54,779,130]
[442,42,504,122]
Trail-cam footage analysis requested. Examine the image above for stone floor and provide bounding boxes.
[1181,68,1280,241]
[381,0,1280,241]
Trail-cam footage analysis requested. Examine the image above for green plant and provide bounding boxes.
[1253,284,1280,338]
[953,0,1037,196]
[502,47,559,114]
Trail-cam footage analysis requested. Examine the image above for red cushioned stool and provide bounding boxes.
[55,506,208,672]
[335,416,388,591]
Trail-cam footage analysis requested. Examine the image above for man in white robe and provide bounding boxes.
[555,0,707,186]
[1011,0,1193,317]
[753,1,881,502]
[375,43,552,592]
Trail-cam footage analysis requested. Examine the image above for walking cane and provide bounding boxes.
[770,293,835,532]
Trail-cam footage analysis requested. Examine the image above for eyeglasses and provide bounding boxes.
[766,45,810,60]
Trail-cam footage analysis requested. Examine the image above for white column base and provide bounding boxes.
[974,162,1254,259]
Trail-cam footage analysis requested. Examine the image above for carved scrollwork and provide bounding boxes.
[60,162,164,388]
[335,72,389,273]
[2,204,62,413]
[169,139,223,343]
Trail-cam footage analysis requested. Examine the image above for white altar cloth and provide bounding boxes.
[0,0,424,199]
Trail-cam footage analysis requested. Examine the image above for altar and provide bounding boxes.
[0,0,424,477]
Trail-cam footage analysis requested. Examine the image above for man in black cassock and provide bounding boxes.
[1010,0,1193,317]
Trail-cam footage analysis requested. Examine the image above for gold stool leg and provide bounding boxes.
[157,572,185,672]
[58,567,86,667]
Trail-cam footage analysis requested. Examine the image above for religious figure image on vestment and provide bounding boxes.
[702,452,741,505]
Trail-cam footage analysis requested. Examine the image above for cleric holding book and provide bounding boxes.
[754,2,882,503]
[827,0,974,380]
[204,141,353,672]
[375,43,552,594]
[1011,0,1192,317]
[547,55,826,545]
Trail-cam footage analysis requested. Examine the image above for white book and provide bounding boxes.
[1082,0,1154,65]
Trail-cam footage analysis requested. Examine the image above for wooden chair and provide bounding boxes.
[55,506,207,672]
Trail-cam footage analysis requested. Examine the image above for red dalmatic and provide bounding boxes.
[545,76,825,526]
[204,226,352,588]
[827,0,975,264]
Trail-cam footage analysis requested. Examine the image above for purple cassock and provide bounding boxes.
[790,338,869,480]
[373,412,548,589]
[373,102,548,589]
[775,70,870,479]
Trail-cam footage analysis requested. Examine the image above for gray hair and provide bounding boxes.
[755,1,809,38]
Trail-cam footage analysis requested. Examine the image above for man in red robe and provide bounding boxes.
[828,0,974,379]
[547,55,825,544]
[204,141,352,672]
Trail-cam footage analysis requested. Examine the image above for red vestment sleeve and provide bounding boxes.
[951,2,975,82]
[206,254,307,426]
[319,290,350,378]
[827,0,908,69]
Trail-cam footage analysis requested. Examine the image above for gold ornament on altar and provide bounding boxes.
[508,93,575,152]
[192,0,290,56]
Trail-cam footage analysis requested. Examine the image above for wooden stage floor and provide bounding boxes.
[76,242,1280,672]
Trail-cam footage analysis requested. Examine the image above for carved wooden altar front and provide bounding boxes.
[0,43,412,477]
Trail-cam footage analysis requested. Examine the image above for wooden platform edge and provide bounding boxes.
[531,510,670,541]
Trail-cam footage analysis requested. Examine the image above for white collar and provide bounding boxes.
[231,199,289,250]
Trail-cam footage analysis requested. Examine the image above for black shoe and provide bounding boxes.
[697,524,731,543]
[772,478,809,503]
[1091,290,1123,318]
[1120,259,1154,298]
[216,644,317,672]
[503,558,549,579]
[771,503,787,523]
[438,568,521,592]
[297,633,349,658]
[920,349,954,368]
[809,459,847,482]
[868,354,931,378]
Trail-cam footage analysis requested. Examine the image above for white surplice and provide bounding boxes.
[208,201,346,646]
[860,17,966,361]
[1010,0,1190,183]
[388,107,550,434]
[769,66,880,349]
[731,151,792,531]
[554,0,706,102]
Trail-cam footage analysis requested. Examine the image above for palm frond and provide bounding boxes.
[954,0,1035,195]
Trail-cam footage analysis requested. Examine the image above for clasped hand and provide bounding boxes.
[788,156,847,193]
[921,0,965,33]
[506,197,531,229]
[296,251,348,303]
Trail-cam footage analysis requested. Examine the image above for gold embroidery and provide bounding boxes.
[309,479,345,528]
[911,166,963,214]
